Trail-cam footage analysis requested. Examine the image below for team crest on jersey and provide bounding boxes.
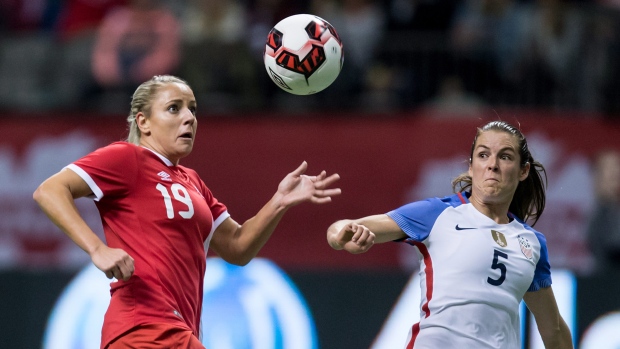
[491,230,507,247]
[518,235,533,259]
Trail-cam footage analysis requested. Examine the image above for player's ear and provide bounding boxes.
[136,112,151,136]
[519,162,530,181]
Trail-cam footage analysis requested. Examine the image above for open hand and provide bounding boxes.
[276,161,341,208]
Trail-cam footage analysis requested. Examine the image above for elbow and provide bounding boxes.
[32,184,46,206]
[326,229,336,248]
[326,221,348,250]
[539,325,572,349]
[327,235,343,250]
[219,251,255,266]
[224,256,252,266]
[233,258,252,267]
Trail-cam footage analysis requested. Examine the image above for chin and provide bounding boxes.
[478,189,504,201]
[175,147,193,160]
[180,142,194,152]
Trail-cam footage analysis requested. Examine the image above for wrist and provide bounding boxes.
[270,192,292,212]
[87,240,106,257]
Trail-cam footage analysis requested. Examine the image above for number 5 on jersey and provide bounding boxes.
[487,249,508,286]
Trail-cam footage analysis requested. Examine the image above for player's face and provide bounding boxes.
[140,82,197,164]
[468,130,530,205]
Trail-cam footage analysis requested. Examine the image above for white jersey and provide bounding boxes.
[386,192,551,349]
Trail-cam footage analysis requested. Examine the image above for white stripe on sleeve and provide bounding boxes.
[64,164,104,201]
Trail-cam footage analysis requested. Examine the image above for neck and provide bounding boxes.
[468,193,511,224]
[139,142,178,166]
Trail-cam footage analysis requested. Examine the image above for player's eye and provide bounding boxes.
[189,106,197,115]
[168,104,178,112]
[500,153,514,160]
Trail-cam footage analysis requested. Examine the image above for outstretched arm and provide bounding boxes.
[523,286,573,349]
[33,168,134,281]
[327,214,406,254]
[210,161,341,265]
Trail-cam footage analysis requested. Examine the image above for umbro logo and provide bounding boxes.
[455,224,476,231]
[158,171,172,181]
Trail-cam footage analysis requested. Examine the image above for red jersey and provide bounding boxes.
[67,142,228,348]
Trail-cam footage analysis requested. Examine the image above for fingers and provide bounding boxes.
[293,162,339,187]
[310,172,341,204]
[117,256,135,281]
[310,172,340,192]
[315,173,340,188]
[310,188,342,204]
[343,223,375,254]
[107,263,134,281]
[311,196,333,204]
[290,161,308,177]
[100,253,134,281]
[279,163,341,206]
[349,223,375,245]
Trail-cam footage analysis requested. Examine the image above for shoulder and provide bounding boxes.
[439,192,468,208]
[94,141,139,157]
[512,215,547,246]
[99,141,136,151]
[386,194,462,241]
[177,165,210,193]
[387,193,460,222]
[178,165,200,180]
[407,193,464,211]
[77,142,139,167]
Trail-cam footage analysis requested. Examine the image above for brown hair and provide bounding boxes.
[452,121,548,226]
[126,75,189,145]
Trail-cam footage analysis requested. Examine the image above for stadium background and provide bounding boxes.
[1,0,619,348]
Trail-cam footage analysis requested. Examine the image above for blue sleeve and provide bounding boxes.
[527,230,552,292]
[386,197,451,242]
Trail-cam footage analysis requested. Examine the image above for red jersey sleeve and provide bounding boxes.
[67,142,138,201]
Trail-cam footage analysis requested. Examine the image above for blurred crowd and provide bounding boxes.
[0,0,619,116]
[587,149,620,275]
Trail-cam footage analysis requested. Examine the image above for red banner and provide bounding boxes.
[2,113,618,273]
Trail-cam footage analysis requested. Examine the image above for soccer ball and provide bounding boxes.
[264,14,344,95]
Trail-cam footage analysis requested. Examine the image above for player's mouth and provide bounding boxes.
[178,131,193,140]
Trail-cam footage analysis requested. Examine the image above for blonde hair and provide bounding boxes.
[126,75,190,145]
